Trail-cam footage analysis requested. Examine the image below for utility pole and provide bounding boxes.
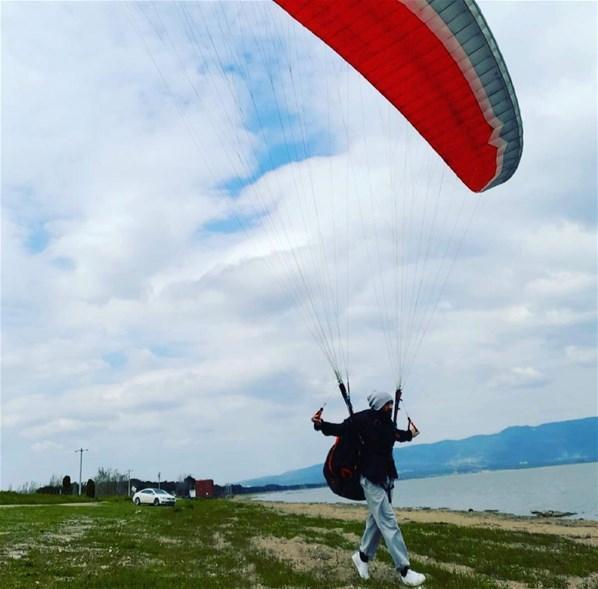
[157,472,161,489]
[74,448,88,496]
[127,470,132,497]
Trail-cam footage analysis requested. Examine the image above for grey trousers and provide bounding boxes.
[359,475,410,570]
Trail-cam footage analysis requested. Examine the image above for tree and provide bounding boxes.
[85,478,95,498]
[62,475,72,495]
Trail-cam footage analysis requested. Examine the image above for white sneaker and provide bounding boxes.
[400,568,426,586]
[352,551,369,580]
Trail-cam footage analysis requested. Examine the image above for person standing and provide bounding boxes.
[312,390,426,587]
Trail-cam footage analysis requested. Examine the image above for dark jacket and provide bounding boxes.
[318,409,412,486]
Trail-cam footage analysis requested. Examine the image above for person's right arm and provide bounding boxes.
[311,412,348,436]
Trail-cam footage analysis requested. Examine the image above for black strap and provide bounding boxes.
[393,387,402,426]
[338,379,354,416]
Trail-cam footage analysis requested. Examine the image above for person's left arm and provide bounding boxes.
[395,421,420,442]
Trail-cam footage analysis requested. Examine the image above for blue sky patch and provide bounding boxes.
[150,344,185,359]
[103,351,127,369]
[203,217,245,235]
[25,222,50,254]
[52,257,75,271]
[204,128,336,236]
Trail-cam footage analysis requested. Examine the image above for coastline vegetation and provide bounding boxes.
[0,497,596,588]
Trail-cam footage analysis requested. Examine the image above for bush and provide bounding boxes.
[36,485,60,495]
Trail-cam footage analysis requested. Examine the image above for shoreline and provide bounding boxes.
[253,500,598,546]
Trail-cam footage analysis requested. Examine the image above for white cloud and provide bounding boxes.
[565,346,597,366]
[23,418,85,440]
[1,1,596,488]
[526,271,594,299]
[490,366,549,390]
[31,441,64,453]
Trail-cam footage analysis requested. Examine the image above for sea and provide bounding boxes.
[251,462,598,520]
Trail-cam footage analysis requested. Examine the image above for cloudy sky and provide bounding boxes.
[2,1,596,490]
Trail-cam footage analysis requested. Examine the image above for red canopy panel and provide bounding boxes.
[274,0,523,192]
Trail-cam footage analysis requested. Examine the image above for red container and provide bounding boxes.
[195,479,214,498]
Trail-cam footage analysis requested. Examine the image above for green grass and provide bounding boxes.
[0,491,96,505]
[0,498,596,588]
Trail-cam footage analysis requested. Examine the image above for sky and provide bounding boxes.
[1,1,596,490]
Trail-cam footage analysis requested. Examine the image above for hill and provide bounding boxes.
[241,416,598,487]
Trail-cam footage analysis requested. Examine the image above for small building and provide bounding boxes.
[195,479,214,498]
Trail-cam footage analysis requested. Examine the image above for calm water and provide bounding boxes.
[252,462,598,520]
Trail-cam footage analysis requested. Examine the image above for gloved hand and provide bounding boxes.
[311,410,323,430]
[409,420,420,438]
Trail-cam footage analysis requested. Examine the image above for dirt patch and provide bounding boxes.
[252,537,406,589]
[568,572,598,588]
[212,531,229,550]
[409,553,529,589]
[1,515,96,563]
[157,536,182,545]
[5,544,30,560]
[251,535,444,586]
[252,531,585,589]
[257,502,598,546]
[252,534,355,583]
[41,516,94,544]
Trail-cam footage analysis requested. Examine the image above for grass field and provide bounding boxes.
[0,496,596,588]
[0,491,96,505]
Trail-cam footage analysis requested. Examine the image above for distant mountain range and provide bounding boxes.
[241,417,598,487]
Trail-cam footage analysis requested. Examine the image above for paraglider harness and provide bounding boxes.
[320,381,416,502]
[321,380,365,501]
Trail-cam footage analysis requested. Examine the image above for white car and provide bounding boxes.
[132,488,176,506]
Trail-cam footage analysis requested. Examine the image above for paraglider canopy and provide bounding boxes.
[274,0,523,192]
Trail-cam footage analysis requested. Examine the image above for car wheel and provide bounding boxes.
[153,498,160,506]
[134,497,141,505]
